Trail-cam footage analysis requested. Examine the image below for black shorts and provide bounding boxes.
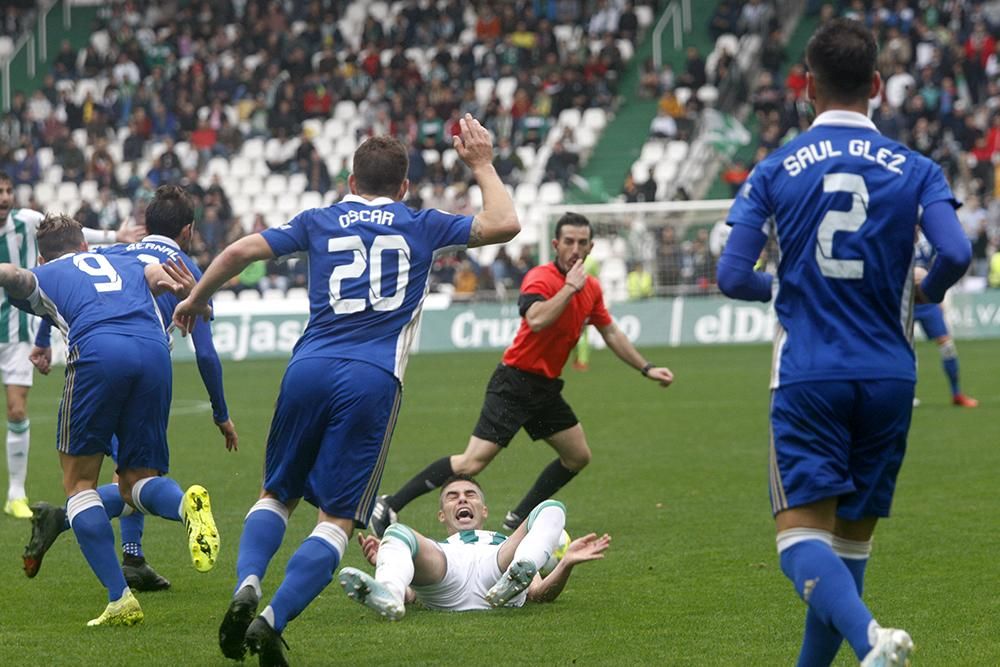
[471,364,579,447]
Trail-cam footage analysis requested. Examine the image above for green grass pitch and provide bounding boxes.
[1,341,997,665]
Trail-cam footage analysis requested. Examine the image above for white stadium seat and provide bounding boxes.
[264,174,288,196]
[241,138,265,161]
[514,183,537,206]
[229,156,252,179]
[666,140,689,162]
[538,182,564,205]
[639,141,665,163]
[238,290,261,301]
[299,191,323,210]
[79,180,99,204]
[288,173,308,195]
[213,290,236,302]
[582,107,607,132]
[334,100,357,122]
[56,181,79,203]
[474,78,495,107]
[240,176,264,198]
[468,184,483,209]
[558,108,581,129]
[515,145,535,169]
[34,183,55,206]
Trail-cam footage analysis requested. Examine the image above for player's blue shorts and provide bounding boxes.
[769,379,914,520]
[914,303,948,340]
[263,357,401,527]
[57,335,172,473]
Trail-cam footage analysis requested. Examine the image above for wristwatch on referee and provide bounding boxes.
[640,362,655,377]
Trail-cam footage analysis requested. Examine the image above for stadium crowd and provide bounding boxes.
[732,0,1000,283]
[1,0,654,299]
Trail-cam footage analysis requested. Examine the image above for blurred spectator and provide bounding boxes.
[544,141,579,186]
[626,261,654,300]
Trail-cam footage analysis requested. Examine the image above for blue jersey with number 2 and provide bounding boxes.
[727,111,958,388]
[261,195,472,381]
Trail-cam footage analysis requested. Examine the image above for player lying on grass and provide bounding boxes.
[24,185,238,593]
[339,474,610,618]
[0,214,220,627]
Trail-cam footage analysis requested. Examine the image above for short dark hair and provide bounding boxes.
[806,18,877,104]
[554,212,592,240]
[439,474,485,503]
[145,184,194,239]
[352,136,409,198]
[37,213,85,260]
[0,172,11,186]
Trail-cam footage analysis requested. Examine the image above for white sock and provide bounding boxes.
[376,535,414,604]
[6,419,29,500]
[512,501,566,571]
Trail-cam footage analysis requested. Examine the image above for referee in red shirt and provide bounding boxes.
[371,213,674,535]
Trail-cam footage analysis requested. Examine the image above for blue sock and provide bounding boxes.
[942,357,960,396]
[67,490,128,602]
[797,555,869,666]
[265,524,347,632]
[780,537,874,661]
[120,512,145,558]
[133,477,184,521]
[57,485,125,534]
[235,500,289,597]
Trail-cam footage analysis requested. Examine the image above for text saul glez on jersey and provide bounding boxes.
[782,139,906,177]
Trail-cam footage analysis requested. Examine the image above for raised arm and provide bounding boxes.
[81,221,145,245]
[596,322,673,387]
[519,259,587,332]
[526,533,611,603]
[453,114,519,247]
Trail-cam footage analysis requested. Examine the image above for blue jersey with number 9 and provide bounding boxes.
[19,252,168,349]
[261,195,472,382]
[727,111,958,388]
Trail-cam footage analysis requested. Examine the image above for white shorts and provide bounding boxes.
[412,542,527,611]
[0,342,33,387]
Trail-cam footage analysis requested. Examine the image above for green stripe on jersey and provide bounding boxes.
[14,213,30,342]
[0,218,11,345]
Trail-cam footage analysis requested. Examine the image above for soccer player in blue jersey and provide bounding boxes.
[174,114,519,666]
[0,173,143,520]
[717,19,971,667]
[0,213,220,627]
[23,185,238,591]
[912,233,978,408]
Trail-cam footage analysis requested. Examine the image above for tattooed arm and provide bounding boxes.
[0,264,38,301]
[452,113,519,248]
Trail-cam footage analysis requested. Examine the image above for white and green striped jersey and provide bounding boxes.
[443,530,509,546]
[0,208,42,344]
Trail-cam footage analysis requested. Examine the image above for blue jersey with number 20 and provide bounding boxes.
[727,111,958,388]
[261,195,472,382]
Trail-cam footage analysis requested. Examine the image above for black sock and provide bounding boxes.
[509,459,578,521]
[387,456,455,512]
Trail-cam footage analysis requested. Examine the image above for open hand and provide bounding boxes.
[215,418,239,452]
[357,533,381,567]
[453,114,494,169]
[561,533,611,567]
